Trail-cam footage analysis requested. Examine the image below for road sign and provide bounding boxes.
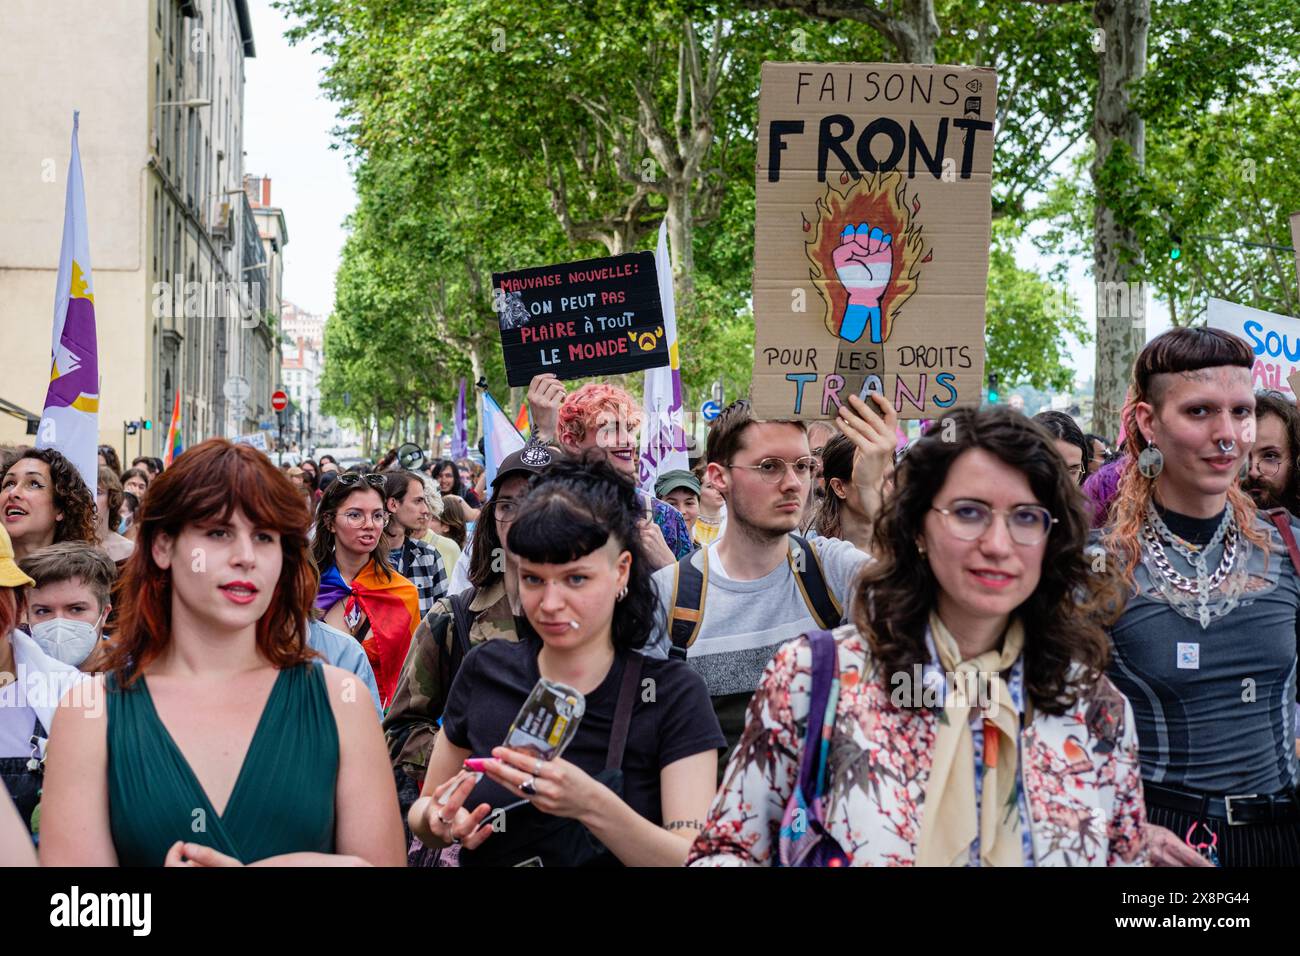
[702,400,721,421]
[271,390,288,412]
[222,375,251,404]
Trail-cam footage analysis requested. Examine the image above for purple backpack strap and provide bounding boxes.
[796,629,837,806]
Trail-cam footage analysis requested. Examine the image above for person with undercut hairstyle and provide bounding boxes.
[1100,328,1300,867]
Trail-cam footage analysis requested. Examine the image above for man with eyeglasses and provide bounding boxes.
[381,470,449,618]
[643,394,898,761]
[1244,390,1300,517]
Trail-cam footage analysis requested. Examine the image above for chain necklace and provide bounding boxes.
[1140,502,1240,628]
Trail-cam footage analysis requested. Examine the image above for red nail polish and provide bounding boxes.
[463,758,489,772]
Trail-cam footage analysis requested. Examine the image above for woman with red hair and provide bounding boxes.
[530,374,692,568]
[39,439,405,866]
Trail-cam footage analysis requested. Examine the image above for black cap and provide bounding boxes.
[491,439,558,492]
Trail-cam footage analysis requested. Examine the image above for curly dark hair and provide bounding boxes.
[506,452,658,652]
[856,405,1118,716]
[4,448,97,545]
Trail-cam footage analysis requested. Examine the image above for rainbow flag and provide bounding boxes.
[163,390,182,466]
[513,402,531,440]
[36,112,100,498]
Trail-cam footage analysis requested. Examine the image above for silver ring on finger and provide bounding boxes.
[520,775,537,797]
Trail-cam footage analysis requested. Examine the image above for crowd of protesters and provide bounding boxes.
[2,326,1299,867]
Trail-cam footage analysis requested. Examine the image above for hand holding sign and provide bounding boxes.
[527,373,566,443]
[833,223,893,344]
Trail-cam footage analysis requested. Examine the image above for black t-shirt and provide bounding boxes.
[441,637,725,826]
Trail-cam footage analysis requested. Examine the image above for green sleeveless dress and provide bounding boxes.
[107,662,339,866]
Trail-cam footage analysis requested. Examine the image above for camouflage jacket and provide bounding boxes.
[382,580,520,783]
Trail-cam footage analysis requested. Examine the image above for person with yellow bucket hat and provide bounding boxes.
[0,523,85,845]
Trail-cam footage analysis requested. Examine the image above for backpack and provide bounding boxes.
[667,534,842,661]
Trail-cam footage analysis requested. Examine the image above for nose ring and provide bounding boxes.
[1218,439,1236,453]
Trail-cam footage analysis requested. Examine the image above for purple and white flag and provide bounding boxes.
[36,112,99,498]
[452,378,468,460]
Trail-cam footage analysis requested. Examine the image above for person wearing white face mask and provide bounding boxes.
[18,542,115,671]
[0,525,86,845]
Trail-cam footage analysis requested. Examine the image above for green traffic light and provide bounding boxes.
[143,420,153,430]
[1170,247,1181,260]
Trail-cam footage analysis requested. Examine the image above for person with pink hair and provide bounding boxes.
[527,374,691,568]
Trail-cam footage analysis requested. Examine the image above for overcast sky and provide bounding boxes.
[240,0,1147,387]
[243,0,354,318]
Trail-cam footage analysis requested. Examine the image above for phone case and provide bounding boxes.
[505,678,586,761]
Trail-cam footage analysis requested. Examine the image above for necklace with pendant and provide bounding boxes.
[1141,503,1239,628]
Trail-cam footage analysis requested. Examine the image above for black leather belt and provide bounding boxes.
[1144,781,1300,826]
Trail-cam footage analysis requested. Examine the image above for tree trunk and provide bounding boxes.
[665,182,693,318]
[1090,0,1149,440]
[893,0,939,63]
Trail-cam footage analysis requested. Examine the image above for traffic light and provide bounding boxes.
[987,373,1000,404]
[142,419,153,430]
[1169,233,1182,261]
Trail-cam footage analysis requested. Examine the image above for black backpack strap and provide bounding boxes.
[667,549,709,661]
[788,534,842,630]
[446,585,478,667]
[605,654,644,771]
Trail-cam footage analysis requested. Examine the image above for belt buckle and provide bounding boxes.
[1224,793,1259,826]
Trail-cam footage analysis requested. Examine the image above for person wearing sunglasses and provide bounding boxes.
[1243,389,1300,518]
[312,473,420,709]
[690,405,1146,867]
[645,393,898,767]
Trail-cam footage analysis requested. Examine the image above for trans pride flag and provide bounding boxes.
[36,113,99,497]
[481,390,526,493]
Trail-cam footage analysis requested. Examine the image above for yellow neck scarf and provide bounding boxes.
[916,612,1026,867]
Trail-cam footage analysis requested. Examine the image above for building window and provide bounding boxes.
[153,189,160,279]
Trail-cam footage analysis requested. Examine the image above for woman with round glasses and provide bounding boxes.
[312,474,420,709]
[689,405,1147,867]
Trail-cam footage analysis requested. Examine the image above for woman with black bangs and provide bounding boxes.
[410,455,725,867]
[690,406,1147,867]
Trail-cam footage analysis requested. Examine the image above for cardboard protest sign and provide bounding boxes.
[1207,296,1300,399]
[750,62,997,420]
[493,251,668,387]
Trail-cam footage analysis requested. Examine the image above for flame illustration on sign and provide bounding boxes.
[803,170,930,344]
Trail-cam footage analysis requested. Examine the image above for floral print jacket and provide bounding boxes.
[687,625,1148,867]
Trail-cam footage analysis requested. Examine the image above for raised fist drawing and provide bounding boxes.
[831,222,893,343]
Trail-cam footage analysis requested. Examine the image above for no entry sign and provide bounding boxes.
[271,390,288,412]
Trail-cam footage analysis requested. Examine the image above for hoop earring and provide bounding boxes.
[616,585,628,602]
[1137,442,1164,479]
